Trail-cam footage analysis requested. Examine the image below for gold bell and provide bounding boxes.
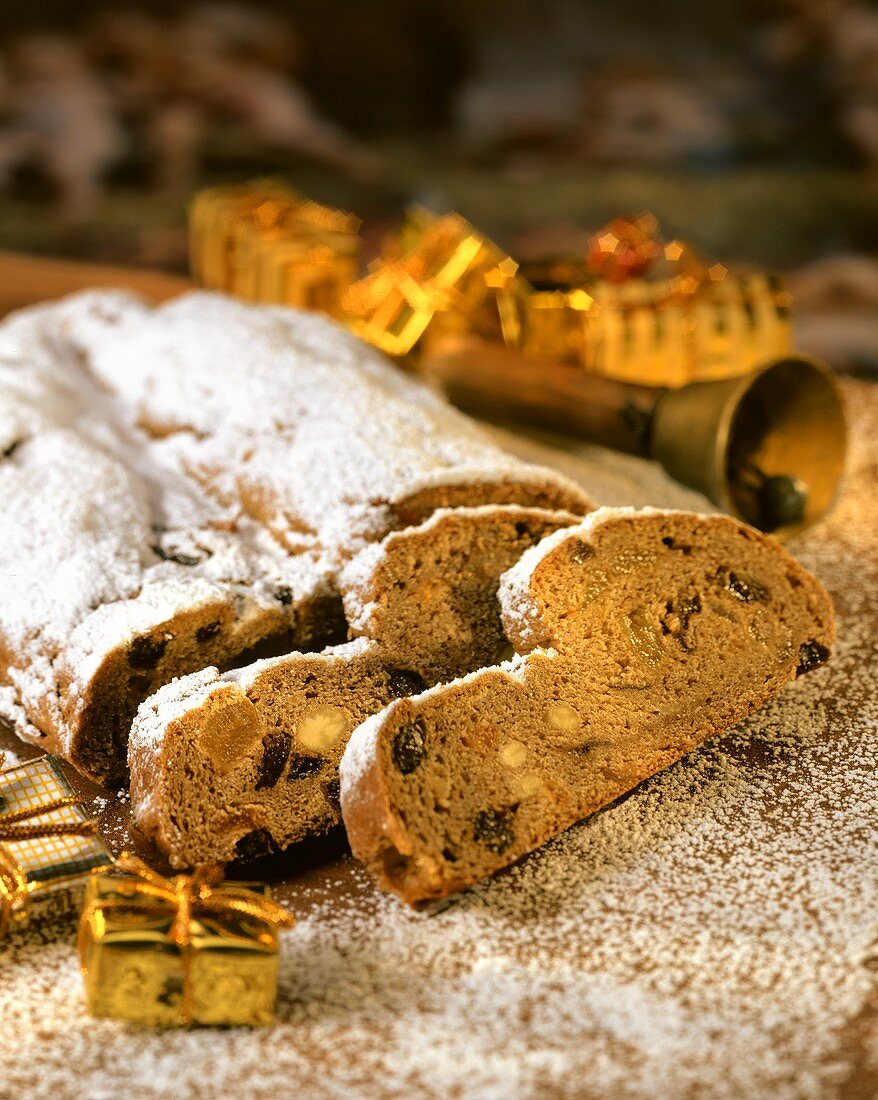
[650,355,847,538]
[418,340,847,539]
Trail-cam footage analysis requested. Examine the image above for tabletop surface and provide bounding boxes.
[1,376,875,1100]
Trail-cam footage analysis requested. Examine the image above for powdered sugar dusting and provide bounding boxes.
[129,667,227,755]
[0,290,587,766]
[0,293,332,760]
[74,290,590,566]
[0,374,874,1098]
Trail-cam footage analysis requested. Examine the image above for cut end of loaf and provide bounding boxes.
[129,640,427,868]
[341,505,585,685]
[341,508,835,907]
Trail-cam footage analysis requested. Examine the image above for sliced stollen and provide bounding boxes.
[128,504,588,867]
[0,290,590,783]
[339,508,836,906]
[341,505,586,685]
[129,639,426,868]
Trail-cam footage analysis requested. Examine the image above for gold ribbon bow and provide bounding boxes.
[99,854,295,946]
[0,753,99,938]
[79,854,294,1023]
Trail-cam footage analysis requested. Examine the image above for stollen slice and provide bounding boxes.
[341,504,586,685]
[339,508,835,906]
[129,639,425,868]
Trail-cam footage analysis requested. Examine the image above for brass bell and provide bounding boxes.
[418,339,847,539]
[650,356,847,538]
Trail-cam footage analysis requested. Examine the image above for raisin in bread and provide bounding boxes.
[129,639,424,867]
[339,508,835,906]
[0,290,590,782]
[341,505,585,685]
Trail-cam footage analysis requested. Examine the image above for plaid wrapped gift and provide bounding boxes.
[0,753,112,936]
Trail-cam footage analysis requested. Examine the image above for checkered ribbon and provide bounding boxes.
[0,752,99,937]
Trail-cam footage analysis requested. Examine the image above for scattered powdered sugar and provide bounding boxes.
[0,363,874,1098]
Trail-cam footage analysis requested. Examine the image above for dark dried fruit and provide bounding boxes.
[796,640,830,676]
[568,539,595,565]
[195,621,222,643]
[386,668,426,699]
[322,778,341,813]
[151,544,206,567]
[661,594,702,651]
[1,438,24,460]
[127,635,168,670]
[391,719,427,775]
[275,585,294,605]
[715,567,769,603]
[255,732,291,790]
[287,754,324,780]
[234,828,275,863]
[473,807,516,854]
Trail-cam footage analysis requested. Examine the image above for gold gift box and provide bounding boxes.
[0,755,111,936]
[188,182,793,388]
[423,255,791,389]
[189,181,361,317]
[78,863,293,1028]
[342,211,511,357]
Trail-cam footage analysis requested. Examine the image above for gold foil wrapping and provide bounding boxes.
[189,181,361,318]
[188,181,792,387]
[78,857,294,1028]
[0,754,111,937]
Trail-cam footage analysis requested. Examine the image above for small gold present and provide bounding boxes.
[189,180,360,315]
[0,752,111,937]
[78,856,295,1028]
[342,210,510,356]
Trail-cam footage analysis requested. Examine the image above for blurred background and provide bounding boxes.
[0,0,876,368]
